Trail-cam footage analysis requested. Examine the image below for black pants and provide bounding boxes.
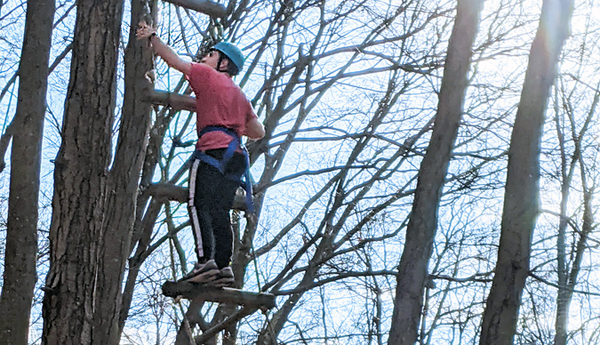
[188,149,246,269]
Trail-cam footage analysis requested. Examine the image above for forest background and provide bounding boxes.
[0,0,599,344]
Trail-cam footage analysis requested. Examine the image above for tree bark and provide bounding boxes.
[553,101,596,344]
[0,0,55,344]
[41,0,125,344]
[387,0,485,344]
[93,0,156,342]
[479,1,574,344]
[554,187,593,345]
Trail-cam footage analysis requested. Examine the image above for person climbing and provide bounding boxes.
[136,22,265,287]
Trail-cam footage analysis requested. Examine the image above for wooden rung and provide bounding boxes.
[147,182,247,210]
[162,281,276,309]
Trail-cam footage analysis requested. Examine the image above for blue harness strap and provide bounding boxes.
[195,126,254,213]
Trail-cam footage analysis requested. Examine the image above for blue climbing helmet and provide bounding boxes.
[213,42,245,73]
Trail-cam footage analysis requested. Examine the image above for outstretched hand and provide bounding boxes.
[134,21,191,75]
[136,21,157,40]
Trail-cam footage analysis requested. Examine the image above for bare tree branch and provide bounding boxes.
[162,0,226,18]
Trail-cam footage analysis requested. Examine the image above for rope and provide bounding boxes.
[251,238,262,291]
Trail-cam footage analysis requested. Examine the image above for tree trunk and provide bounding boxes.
[554,173,594,345]
[554,128,573,345]
[387,0,485,344]
[479,0,573,344]
[41,0,124,344]
[0,0,55,344]
[94,0,156,342]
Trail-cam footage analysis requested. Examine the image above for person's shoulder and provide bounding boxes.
[230,83,250,100]
[188,63,222,87]
[190,62,211,74]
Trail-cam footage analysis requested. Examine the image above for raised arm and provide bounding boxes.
[136,22,191,76]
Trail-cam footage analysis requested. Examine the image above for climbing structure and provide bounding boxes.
[147,2,273,343]
[162,281,276,344]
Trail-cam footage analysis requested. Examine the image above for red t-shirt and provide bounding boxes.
[187,63,257,151]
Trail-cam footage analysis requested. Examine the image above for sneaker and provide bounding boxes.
[178,259,219,283]
[205,266,235,288]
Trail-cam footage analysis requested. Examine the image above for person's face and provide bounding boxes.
[202,49,222,70]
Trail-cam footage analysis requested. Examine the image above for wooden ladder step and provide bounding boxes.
[162,280,276,309]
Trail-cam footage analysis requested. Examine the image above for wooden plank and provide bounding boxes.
[162,281,276,309]
[146,182,248,210]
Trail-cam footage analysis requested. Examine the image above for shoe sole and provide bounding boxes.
[180,270,220,284]
[205,277,234,288]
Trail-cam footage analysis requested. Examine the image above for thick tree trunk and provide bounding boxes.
[479,1,573,344]
[41,0,124,344]
[387,1,485,344]
[95,0,156,342]
[0,0,55,344]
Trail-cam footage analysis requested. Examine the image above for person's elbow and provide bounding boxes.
[246,118,265,140]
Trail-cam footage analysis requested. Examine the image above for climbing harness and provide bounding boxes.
[192,125,254,213]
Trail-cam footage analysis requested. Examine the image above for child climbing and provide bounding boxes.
[136,22,265,287]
